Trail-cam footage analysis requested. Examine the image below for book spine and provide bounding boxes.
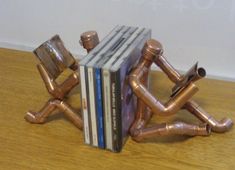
[88,67,98,147]
[102,69,113,150]
[111,70,122,152]
[95,68,105,149]
[79,65,91,145]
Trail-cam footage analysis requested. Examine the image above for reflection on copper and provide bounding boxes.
[132,122,210,142]
[25,35,84,129]
[80,31,99,52]
[129,39,233,142]
[185,100,233,133]
[26,99,83,129]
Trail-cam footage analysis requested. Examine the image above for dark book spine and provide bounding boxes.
[111,70,122,152]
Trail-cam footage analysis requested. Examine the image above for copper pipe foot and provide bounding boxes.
[25,111,45,124]
[185,101,233,133]
[210,117,233,133]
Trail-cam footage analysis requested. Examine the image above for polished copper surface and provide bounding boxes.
[133,122,211,142]
[25,35,83,129]
[185,100,233,133]
[129,38,233,142]
[34,35,77,79]
[80,31,99,52]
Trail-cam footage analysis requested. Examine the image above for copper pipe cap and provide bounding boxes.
[80,31,99,51]
[142,39,163,61]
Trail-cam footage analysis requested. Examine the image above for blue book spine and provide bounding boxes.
[95,68,105,148]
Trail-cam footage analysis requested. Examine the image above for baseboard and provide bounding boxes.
[0,41,34,52]
[0,41,234,82]
[0,41,83,60]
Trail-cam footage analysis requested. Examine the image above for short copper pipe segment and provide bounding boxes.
[132,122,211,142]
[25,99,83,129]
[191,67,206,82]
[185,100,233,133]
[80,31,99,52]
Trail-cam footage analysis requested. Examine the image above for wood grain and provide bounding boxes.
[0,48,234,170]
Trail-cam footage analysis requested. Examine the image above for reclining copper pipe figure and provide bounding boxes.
[129,39,233,142]
[25,32,99,129]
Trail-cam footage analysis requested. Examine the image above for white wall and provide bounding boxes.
[0,0,234,81]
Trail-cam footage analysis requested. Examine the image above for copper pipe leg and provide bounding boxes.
[130,99,152,135]
[25,99,57,124]
[56,101,83,129]
[132,122,211,142]
[185,100,233,133]
[25,99,83,129]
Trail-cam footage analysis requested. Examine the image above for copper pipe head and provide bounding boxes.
[80,31,99,52]
[142,39,163,61]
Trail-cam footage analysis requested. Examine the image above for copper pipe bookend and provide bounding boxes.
[129,39,233,142]
[25,34,89,130]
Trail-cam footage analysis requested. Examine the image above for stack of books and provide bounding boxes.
[79,25,151,152]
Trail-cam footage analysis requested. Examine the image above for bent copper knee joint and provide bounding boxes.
[129,39,233,142]
[25,32,99,130]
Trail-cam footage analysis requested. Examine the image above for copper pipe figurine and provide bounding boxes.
[25,32,99,129]
[129,39,233,142]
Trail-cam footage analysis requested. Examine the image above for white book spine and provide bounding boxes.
[103,69,113,150]
[80,66,90,144]
[88,67,98,146]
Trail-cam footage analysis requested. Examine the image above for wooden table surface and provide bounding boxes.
[0,48,235,170]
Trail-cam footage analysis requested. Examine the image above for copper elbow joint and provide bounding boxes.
[185,101,233,133]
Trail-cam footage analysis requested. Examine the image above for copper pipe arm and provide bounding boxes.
[37,63,79,100]
[129,61,198,116]
[155,55,183,83]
